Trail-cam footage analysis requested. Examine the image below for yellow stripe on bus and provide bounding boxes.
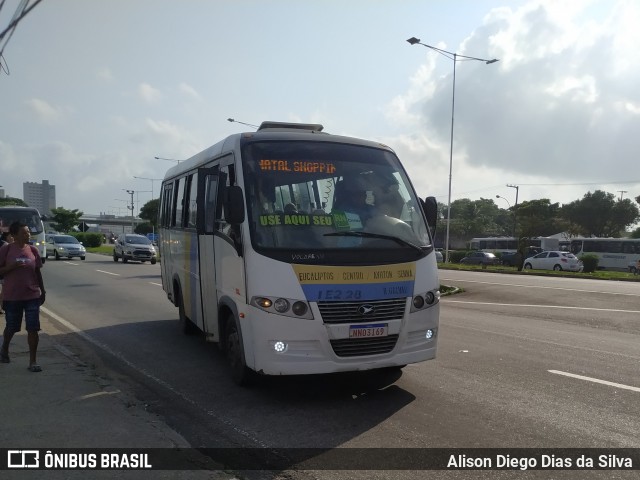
[292,262,416,285]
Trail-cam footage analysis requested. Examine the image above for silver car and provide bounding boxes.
[113,234,157,264]
[46,235,86,260]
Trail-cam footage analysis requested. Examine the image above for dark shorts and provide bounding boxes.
[3,299,41,333]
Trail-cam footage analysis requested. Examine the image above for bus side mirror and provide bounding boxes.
[422,196,437,230]
[224,186,245,224]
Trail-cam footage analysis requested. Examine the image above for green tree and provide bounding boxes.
[516,199,562,237]
[0,197,28,207]
[561,190,639,237]
[50,207,84,233]
[134,222,154,235]
[448,198,503,239]
[139,199,159,228]
[630,226,640,239]
[514,199,562,271]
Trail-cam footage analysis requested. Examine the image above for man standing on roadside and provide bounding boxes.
[0,222,46,372]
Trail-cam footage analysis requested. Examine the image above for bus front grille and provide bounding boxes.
[317,298,406,324]
[330,335,399,357]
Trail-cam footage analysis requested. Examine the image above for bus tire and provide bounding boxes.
[225,315,254,386]
[54,251,60,261]
[177,286,198,335]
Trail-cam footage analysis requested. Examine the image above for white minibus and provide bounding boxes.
[0,206,47,262]
[159,122,440,384]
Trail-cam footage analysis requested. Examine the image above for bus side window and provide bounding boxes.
[173,177,186,227]
[216,165,239,241]
[186,172,198,229]
[204,176,218,233]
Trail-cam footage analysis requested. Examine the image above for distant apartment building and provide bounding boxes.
[23,180,56,215]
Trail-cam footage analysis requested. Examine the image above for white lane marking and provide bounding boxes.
[149,282,162,287]
[40,306,268,448]
[439,277,640,297]
[75,390,122,401]
[446,323,640,360]
[549,370,640,393]
[443,299,640,315]
[96,270,120,276]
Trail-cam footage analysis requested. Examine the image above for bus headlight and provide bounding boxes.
[250,296,313,320]
[255,297,272,308]
[410,289,440,312]
[273,298,290,313]
[292,301,308,316]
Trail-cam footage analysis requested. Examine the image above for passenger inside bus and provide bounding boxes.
[332,177,373,222]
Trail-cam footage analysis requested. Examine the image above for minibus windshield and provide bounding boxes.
[242,140,431,257]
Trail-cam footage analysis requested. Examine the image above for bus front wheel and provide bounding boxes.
[177,286,198,335]
[225,316,254,386]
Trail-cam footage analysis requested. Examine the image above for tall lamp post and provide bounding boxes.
[125,189,135,231]
[133,176,161,200]
[154,156,182,164]
[496,195,513,236]
[407,37,498,263]
[506,184,519,237]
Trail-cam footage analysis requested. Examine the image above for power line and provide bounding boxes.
[431,180,640,201]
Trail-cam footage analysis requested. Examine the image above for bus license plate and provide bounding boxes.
[349,323,388,338]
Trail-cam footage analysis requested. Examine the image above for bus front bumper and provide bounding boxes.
[240,303,439,376]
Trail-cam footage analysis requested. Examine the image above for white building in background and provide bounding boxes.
[23,180,56,215]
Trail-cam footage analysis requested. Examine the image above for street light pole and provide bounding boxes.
[496,194,513,236]
[495,194,511,209]
[407,37,498,263]
[133,176,161,200]
[506,184,519,237]
[125,189,135,232]
[227,118,259,129]
[154,156,182,164]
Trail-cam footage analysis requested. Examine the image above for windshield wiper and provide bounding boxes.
[324,231,425,254]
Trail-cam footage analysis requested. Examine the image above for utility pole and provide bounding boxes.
[506,184,519,237]
[618,190,627,201]
[125,189,135,232]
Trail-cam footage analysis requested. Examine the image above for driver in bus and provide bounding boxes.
[366,175,417,242]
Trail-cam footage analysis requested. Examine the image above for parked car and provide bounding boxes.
[435,249,443,263]
[46,234,86,260]
[500,247,543,266]
[523,251,583,272]
[459,251,501,266]
[113,234,157,264]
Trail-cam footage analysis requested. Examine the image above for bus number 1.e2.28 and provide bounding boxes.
[317,289,362,300]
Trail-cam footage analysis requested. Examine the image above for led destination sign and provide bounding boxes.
[259,159,336,173]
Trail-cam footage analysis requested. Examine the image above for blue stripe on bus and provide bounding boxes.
[300,280,414,302]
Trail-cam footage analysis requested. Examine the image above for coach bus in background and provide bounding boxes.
[469,236,559,252]
[0,206,47,263]
[158,121,440,385]
[569,237,640,271]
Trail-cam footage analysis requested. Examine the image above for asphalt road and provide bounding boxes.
[38,255,640,479]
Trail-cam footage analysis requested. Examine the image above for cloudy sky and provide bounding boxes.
[1,0,639,218]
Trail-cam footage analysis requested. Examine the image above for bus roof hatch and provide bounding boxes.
[258,121,324,132]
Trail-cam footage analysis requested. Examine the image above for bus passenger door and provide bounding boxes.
[197,167,220,341]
